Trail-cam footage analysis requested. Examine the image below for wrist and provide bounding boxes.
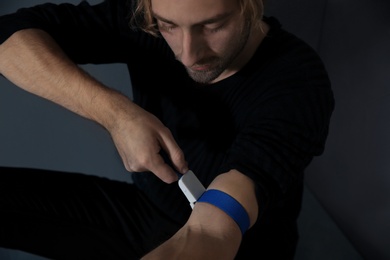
[89,87,136,132]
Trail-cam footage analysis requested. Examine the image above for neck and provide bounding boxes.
[237,20,270,70]
[211,20,270,84]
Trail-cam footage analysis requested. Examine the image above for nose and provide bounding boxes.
[179,30,203,67]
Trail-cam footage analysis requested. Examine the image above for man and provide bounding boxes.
[0,0,334,259]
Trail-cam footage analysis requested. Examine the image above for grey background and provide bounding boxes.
[1,0,389,259]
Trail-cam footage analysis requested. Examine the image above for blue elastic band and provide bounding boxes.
[197,189,250,235]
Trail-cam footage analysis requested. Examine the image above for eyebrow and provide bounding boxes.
[152,11,234,26]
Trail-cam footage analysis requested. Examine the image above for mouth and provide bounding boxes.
[191,65,211,71]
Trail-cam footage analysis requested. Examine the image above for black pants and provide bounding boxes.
[0,167,181,260]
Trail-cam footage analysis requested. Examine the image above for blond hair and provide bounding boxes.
[130,0,265,36]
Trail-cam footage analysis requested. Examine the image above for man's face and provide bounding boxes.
[151,0,251,84]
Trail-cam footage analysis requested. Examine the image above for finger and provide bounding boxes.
[159,130,188,174]
[148,154,179,184]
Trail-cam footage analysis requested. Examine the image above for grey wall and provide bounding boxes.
[305,1,390,259]
[0,0,133,183]
[1,0,388,259]
[267,0,390,259]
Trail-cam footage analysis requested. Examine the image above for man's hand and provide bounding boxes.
[107,98,188,183]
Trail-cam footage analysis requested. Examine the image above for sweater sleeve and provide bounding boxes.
[0,0,140,64]
[220,49,335,210]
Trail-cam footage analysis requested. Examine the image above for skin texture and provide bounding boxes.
[0,0,268,258]
[141,0,268,257]
[142,170,259,259]
[0,29,188,184]
[152,0,265,84]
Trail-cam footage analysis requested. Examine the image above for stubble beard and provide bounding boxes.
[185,21,252,85]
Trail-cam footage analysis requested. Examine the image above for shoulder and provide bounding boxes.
[257,17,329,83]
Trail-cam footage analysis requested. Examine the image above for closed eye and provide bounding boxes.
[153,11,234,34]
[157,21,177,32]
[204,23,225,33]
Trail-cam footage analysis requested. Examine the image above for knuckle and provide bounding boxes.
[138,156,152,168]
[170,148,184,163]
[161,125,173,136]
[124,159,143,173]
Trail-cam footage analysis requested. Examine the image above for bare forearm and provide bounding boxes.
[0,29,129,130]
[0,29,188,181]
[142,208,241,259]
[142,170,259,259]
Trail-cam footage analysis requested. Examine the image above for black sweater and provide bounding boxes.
[0,0,335,257]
